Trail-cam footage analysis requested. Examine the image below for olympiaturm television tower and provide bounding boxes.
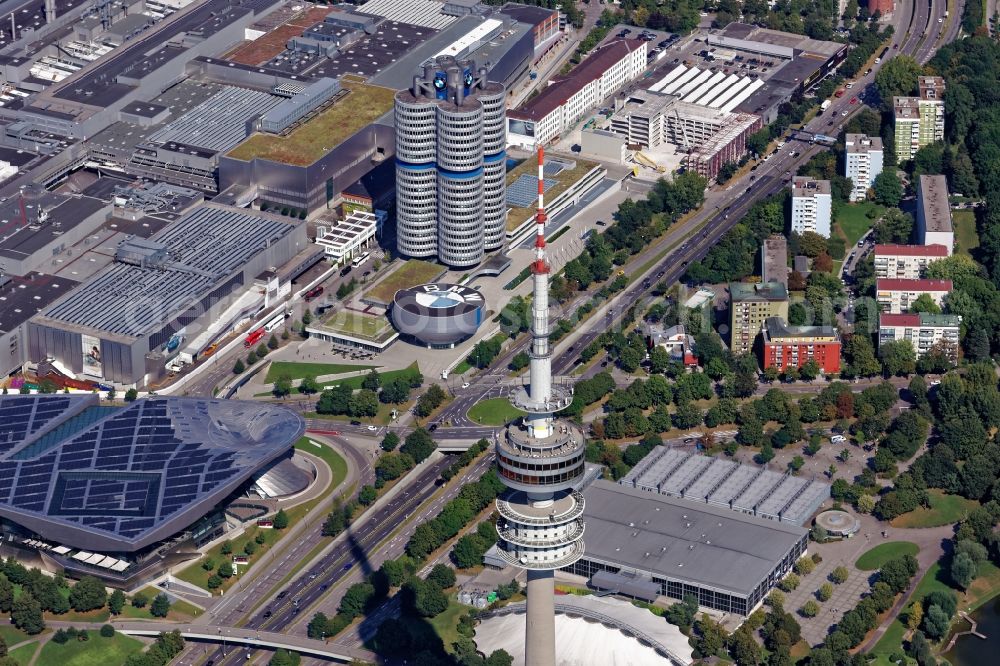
[495,147,587,666]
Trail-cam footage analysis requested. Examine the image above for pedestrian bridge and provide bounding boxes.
[115,622,372,662]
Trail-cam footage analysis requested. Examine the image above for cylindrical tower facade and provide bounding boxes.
[393,57,507,267]
[480,82,507,251]
[395,95,438,258]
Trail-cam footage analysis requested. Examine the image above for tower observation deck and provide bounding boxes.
[495,148,586,666]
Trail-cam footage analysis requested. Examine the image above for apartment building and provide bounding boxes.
[729,282,789,355]
[893,76,945,161]
[879,312,961,363]
[762,235,788,289]
[876,278,953,313]
[761,317,841,374]
[916,174,954,254]
[507,39,647,147]
[844,133,883,202]
[790,176,832,237]
[873,244,950,279]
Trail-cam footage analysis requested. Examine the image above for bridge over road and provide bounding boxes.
[53,621,375,663]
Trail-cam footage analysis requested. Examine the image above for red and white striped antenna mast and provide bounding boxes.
[533,146,548,275]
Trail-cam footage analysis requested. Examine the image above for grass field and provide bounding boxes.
[365,259,444,304]
[428,594,471,654]
[953,209,980,257]
[855,542,919,571]
[468,398,525,425]
[9,641,38,665]
[322,310,394,341]
[871,561,952,657]
[37,633,144,666]
[0,625,34,647]
[265,361,377,383]
[227,81,395,165]
[834,201,883,248]
[264,362,422,396]
[891,489,980,528]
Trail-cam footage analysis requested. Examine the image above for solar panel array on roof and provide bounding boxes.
[0,395,304,552]
[506,174,557,208]
[621,448,829,526]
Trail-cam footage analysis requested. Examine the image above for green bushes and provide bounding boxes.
[406,470,505,559]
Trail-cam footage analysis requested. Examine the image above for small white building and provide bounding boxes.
[844,133,883,202]
[790,176,831,237]
[315,210,378,264]
[916,174,953,254]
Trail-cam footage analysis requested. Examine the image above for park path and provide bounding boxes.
[859,523,955,652]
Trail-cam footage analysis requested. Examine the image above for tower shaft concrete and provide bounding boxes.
[524,569,556,666]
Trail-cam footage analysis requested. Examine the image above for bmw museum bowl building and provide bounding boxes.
[391,283,485,348]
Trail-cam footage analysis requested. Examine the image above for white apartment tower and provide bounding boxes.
[790,176,832,237]
[845,133,884,202]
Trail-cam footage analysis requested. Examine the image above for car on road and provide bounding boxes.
[841,110,848,116]
[930,380,942,386]
[462,382,470,389]
[350,420,361,426]
[342,564,351,571]
[429,423,438,432]
[367,425,377,431]
[849,97,858,104]
[596,220,606,226]
[684,438,694,444]
[263,610,272,619]
[276,591,288,599]
[938,17,942,22]
[657,270,665,277]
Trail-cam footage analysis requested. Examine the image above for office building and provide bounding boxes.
[844,134,883,202]
[790,176,832,237]
[916,174,954,253]
[315,210,378,265]
[873,244,950,279]
[761,317,841,374]
[879,312,961,362]
[729,282,789,355]
[507,39,647,148]
[762,235,789,289]
[894,76,945,161]
[395,56,507,267]
[876,278,952,313]
[495,150,586,666]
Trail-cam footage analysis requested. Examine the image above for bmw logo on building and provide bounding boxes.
[391,283,485,348]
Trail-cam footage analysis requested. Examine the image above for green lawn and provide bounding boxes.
[37,633,144,666]
[265,361,377,383]
[295,436,349,491]
[320,310,394,342]
[891,489,980,528]
[834,201,883,248]
[855,542,920,571]
[454,360,472,375]
[953,209,979,257]
[428,594,471,654]
[9,641,38,665]
[364,259,445,303]
[468,398,525,426]
[872,561,954,657]
[0,625,34,647]
[258,362,420,396]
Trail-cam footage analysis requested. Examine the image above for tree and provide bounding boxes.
[273,508,289,530]
[427,564,457,590]
[339,582,376,619]
[817,583,833,602]
[922,604,951,640]
[267,333,279,350]
[207,574,222,589]
[270,650,301,666]
[131,591,149,608]
[873,171,903,206]
[11,591,44,634]
[875,55,920,107]
[108,589,126,615]
[857,493,877,514]
[298,375,319,394]
[150,593,170,618]
[664,594,699,629]
[0,574,12,613]
[951,551,977,590]
[880,339,917,376]
[906,601,924,631]
[218,561,234,579]
[272,374,293,398]
[830,566,849,584]
[69,575,107,612]
[124,388,138,402]
[728,628,763,666]
[359,485,377,505]
[800,600,820,617]
[101,624,115,638]
[308,612,330,639]
[401,428,436,464]
[362,369,382,391]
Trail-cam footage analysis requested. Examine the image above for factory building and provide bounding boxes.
[27,205,308,388]
[394,56,506,267]
[878,312,961,363]
[844,134,883,202]
[790,176,831,238]
[916,174,954,253]
[507,39,647,148]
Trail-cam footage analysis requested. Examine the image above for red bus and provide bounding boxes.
[244,328,265,347]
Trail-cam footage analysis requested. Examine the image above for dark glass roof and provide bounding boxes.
[0,395,304,552]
